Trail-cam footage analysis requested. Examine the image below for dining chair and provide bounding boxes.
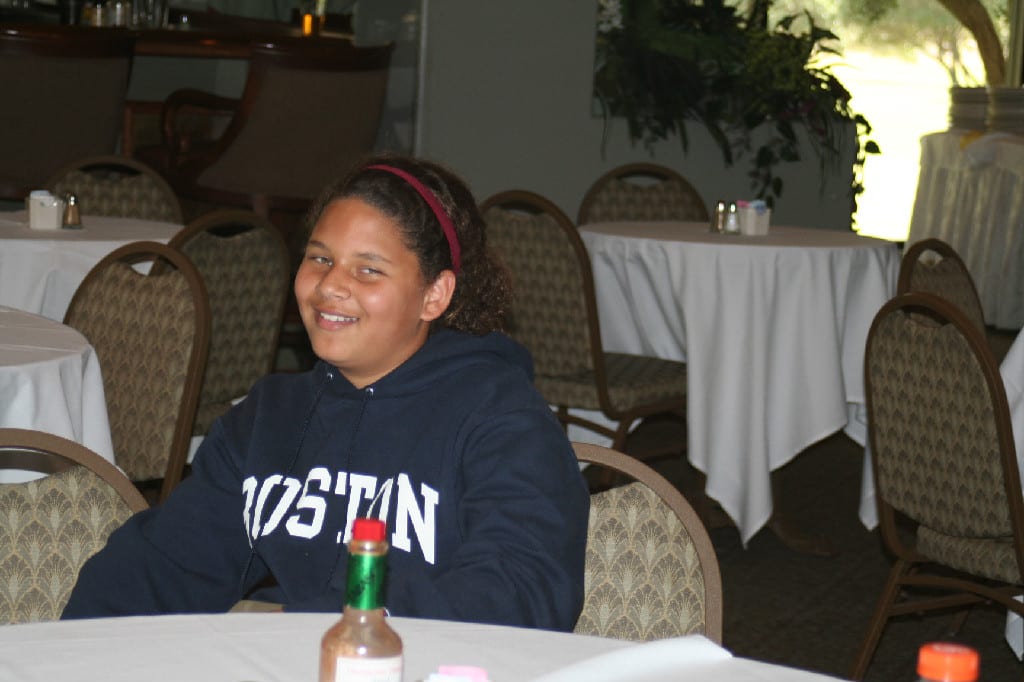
[571,441,722,643]
[0,25,134,201]
[136,38,393,227]
[136,38,392,370]
[0,428,148,624]
[897,237,986,331]
[45,155,183,223]
[850,292,1024,680]
[577,162,709,225]
[481,190,688,460]
[165,209,290,434]
[63,241,211,503]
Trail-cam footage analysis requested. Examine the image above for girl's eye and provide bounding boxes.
[358,266,383,276]
[307,254,331,266]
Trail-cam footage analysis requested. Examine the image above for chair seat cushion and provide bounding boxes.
[917,525,1023,584]
[537,352,686,414]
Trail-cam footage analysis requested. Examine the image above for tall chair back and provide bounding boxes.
[572,441,722,643]
[0,26,133,200]
[0,428,147,623]
[850,292,1024,679]
[154,39,393,214]
[63,242,210,502]
[167,210,290,434]
[577,162,708,224]
[46,155,183,223]
[482,190,687,455]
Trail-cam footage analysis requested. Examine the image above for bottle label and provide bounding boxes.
[332,655,403,682]
[346,554,386,610]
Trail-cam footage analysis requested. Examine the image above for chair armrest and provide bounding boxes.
[160,88,241,166]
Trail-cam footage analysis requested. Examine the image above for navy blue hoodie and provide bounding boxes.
[62,329,589,631]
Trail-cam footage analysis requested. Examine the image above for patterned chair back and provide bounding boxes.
[572,442,722,642]
[897,238,985,331]
[63,242,210,502]
[577,162,709,224]
[865,293,1024,581]
[46,155,183,223]
[0,429,147,623]
[481,191,601,385]
[168,210,290,434]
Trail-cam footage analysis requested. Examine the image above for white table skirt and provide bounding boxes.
[0,306,114,481]
[0,211,181,321]
[580,221,899,543]
[979,329,1024,659]
[907,131,1024,329]
[0,613,845,682]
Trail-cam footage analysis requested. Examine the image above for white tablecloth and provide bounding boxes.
[579,221,899,543]
[0,211,181,321]
[0,613,845,682]
[0,306,114,481]
[907,130,1024,329]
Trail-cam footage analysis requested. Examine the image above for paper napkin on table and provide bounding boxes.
[529,635,731,682]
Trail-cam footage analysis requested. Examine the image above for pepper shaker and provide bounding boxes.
[62,192,82,229]
[710,199,727,233]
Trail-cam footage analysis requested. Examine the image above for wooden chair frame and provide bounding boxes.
[0,428,147,513]
[65,241,211,502]
[45,154,184,223]
[850,292,1024,679]
[166,209,290,432]
[577,161,709,225]
[896,237,985,330]
[481,190,687,453]
[153,39,394,215]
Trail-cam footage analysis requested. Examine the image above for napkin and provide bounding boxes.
[529,635,732,682]
[27,190,63,230]
[963,132,1017,168]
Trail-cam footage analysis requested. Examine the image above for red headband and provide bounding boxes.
[366,164,462,274]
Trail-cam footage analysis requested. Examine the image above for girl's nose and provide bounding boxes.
[317,266,351,299]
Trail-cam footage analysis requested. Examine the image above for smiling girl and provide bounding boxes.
[63,156,590,632]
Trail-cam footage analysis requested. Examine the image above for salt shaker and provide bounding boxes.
[62,192,82,229]
[724,201,740,234]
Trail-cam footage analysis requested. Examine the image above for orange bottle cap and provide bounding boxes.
[917,642,979,681]
[352,517,386,542]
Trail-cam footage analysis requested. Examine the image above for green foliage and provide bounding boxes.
[835,0,1008,86]
[594,0,878,211]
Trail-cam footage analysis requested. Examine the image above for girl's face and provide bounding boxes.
[294,198,454,388]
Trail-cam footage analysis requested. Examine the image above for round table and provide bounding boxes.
[0,211,181,321]
[0,306,114,481]
[0,613,846,681]
[579,221,900,543]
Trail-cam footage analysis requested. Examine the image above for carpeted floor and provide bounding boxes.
[626,422,1024,681]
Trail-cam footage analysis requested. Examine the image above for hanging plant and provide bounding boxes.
[594,0,879,214]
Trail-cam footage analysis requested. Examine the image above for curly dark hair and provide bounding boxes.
[306,154,511,335]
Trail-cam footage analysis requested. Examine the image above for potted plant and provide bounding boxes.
[593,0,878,213]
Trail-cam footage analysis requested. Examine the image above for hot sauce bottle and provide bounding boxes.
[319,517,403,682]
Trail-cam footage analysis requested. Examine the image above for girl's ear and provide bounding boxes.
[420,269,456,322]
